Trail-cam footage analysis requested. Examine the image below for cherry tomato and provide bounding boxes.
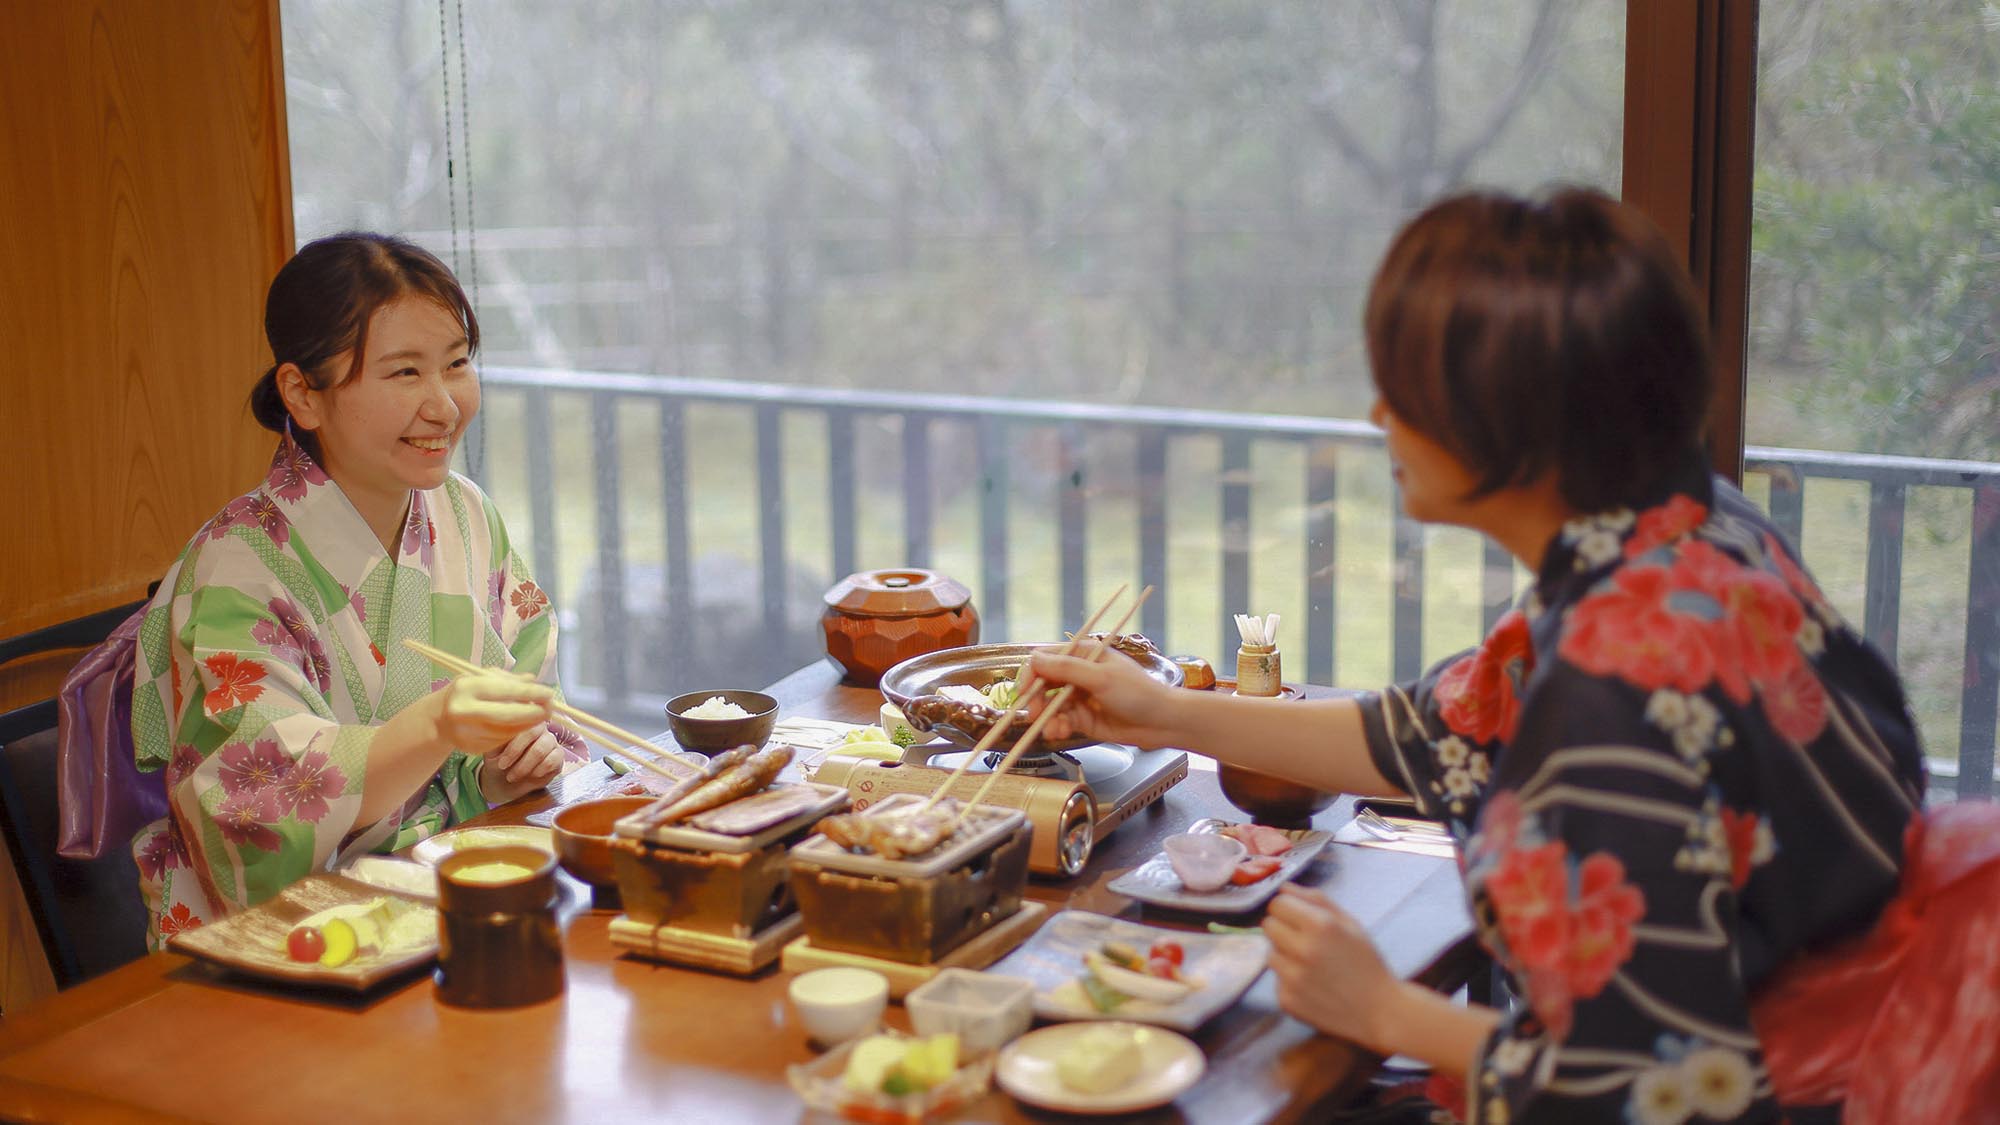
[1147,956,1179,980]
[1229,856,1282,885]
[287,925,326,962]
[1148,939,1185,968]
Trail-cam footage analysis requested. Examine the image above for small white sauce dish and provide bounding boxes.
[788,967,889,1045]
[1161,833,1247,892]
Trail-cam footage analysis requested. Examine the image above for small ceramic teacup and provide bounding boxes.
[788,967,889,1045]
[1163,832,1248,892]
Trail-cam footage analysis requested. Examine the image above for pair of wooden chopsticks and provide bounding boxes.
[401,639,702,781]
[906,584,1156,831]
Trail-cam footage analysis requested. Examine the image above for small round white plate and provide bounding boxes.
[409,825,554,867]
[995,1021,1205,1115]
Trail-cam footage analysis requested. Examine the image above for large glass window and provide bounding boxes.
[1748,1,2000,796]
[283,1,1624,723]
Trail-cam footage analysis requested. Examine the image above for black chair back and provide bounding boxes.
[0,600,152,989]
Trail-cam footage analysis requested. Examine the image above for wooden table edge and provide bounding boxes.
[0,1072,203,1124]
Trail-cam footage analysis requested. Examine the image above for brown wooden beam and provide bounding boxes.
[1622,0,1760,483]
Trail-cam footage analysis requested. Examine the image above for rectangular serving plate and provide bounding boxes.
[168,873,437,993]
[1106,819,1333,914]
[985,910,1269,1032]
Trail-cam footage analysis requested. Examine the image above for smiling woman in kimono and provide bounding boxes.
[130,233,583,947]
[1029,190,1999,1121]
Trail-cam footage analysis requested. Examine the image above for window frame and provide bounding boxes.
[1621,0,1760,484]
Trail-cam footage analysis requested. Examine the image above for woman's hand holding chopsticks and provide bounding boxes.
[401,638,701,784]
[1022,647,1184,750]
[433,669,558,750]
[479,723,569,804]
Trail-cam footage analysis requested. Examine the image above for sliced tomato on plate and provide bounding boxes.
[1229,855,1283,885]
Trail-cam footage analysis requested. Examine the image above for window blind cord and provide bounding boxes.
[435,0,460,283]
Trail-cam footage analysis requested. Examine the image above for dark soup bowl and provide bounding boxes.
[1217,763,1337,828]
[664,689,779,752]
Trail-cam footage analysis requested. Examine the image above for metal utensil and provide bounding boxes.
[1354,807,1449,842]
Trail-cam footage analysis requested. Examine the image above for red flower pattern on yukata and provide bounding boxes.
[1561,524,1826,744]
[216,787,282,851]
[511,580,550,621]
[250,597,332,694]
[401,495,437,567]
[1669,542,1803,705]
[1759,656,1829,744]
[340,581,369,624]
[1625,496,1709,559]
[136,828,189,881]
[201,497,257,543]
[277,749,348,823]
[1485,838,1646,1041]
[1559,566,1719,695]
[216,737,290,795]
[245,494,290,545]
[202,653,267,713]
[1437,610,1533,744]
[157,902,203,938]
[487,572,507,633]
[1720,807,1764,890]
[166,743,203,787]
[269,437,330,502]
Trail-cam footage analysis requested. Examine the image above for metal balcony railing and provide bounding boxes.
[471,366,1999,799]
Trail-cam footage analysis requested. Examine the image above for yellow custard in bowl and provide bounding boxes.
[449,860,536,885]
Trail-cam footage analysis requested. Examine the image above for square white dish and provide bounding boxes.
[906,968,1035,1057]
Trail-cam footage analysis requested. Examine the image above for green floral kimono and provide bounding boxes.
[130,434,578,947]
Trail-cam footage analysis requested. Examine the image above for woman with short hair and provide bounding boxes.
[1029,188,1986,1121]
[131,233,581,946]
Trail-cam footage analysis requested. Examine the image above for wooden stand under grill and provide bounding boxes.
[608,913,805,975]
[779,900,1048,999]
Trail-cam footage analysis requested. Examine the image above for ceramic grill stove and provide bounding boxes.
[810,740,1188,878]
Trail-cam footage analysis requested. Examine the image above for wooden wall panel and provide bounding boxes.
[0,0,293,1011]
[0,0,293,702]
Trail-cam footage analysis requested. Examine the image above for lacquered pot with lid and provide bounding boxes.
[820,569,979,686]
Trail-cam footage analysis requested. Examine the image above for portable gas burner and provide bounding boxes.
[809,741,1187,878]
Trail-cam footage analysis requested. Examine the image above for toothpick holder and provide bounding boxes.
[1235,643,1282,697]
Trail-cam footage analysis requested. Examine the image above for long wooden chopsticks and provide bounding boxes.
[952,586,1154,829]
[907,584,1127,816]
[401,639,702,781]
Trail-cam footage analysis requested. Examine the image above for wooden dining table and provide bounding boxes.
[0,660,1478,1124]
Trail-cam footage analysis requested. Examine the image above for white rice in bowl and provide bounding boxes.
[681,695,754,720]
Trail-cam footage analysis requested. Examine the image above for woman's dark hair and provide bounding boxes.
[1363,187,1712,513]
[248,232,480,459]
